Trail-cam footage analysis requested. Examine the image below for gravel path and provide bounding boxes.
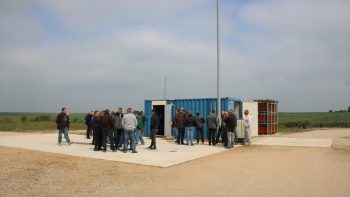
[1,128,350,197]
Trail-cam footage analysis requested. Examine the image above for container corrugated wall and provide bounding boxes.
[144,97,241,137]
[173,97,241,137]
[144,100,152,137]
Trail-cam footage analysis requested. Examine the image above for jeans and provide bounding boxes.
[216,126,223,143]
[86,124,92,138]
[185,127,195,145]
[223,128,228,146]
[93,127,102,149]
[58,127,70,144]
[102,129,115,150]
[172,128,178,138]
[244,127,251,145]
[150,129,158,148]
[233,129,238,144]
[123,130,136,152]
[227,131,235,148]
[135,128,145,144]
[176,127,185,144]
[208,128,216,145]
[196,127,204,143]
[114,128,123,148]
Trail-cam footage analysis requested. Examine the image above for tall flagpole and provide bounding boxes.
[164,76,167,100]
[216,0,221,117]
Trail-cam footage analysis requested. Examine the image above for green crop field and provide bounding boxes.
[0,112,86,132]
[279,112,350,132]
[0,112,349,133]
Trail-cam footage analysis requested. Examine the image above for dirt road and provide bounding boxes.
[1,129,350,197]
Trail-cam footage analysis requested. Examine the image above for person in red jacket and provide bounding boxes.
[101,109,116,152]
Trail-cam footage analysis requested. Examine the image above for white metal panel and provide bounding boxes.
[164,104,172,137]
[236,120,244,138]
[152,101,166,106]
[242,101,258,137]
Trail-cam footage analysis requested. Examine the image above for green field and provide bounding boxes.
[0,112,86,132]
[0,112,349,132]
[279,112,350,132]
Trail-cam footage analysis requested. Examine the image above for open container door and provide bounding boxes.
[164,104,173,138]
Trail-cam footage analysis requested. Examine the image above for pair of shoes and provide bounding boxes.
[94,148,99,151]
[68,142,72,145]
[151,147,156,150]
[123,150,127,153]
[132,150,138,153]
[147,146,152,149]
[112,149,117,152]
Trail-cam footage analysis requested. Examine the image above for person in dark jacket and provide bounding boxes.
[113,107,124,150]
[56,107,72,145]
[194,112,205,144]
[207,110,218,146]
[92,111,102,151]
[101,109,116,152]
[85,111,93,139]
[224,110,237,148]
[185,112,195,146]
[174,109,185,145]
[148,110,160,150]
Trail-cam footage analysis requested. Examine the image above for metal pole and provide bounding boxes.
[164,76,167,100]
[216,0,221,117]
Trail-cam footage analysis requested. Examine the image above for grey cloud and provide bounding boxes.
[1,0,350,113]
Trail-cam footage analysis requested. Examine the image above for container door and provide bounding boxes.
[242,102,258,137]
[164,104,173,138]
[236,120,244,138]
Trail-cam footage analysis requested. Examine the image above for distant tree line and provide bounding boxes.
[328,106,350,113]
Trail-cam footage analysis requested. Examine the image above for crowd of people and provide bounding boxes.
[85,107,151,153]
[172,108,252,148]
[55,106,252,153]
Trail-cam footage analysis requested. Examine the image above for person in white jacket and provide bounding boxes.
[122,108,138,153]
[243,110,253,145]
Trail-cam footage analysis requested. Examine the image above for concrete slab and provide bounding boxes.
[253,137,333,148]
[0,133,229,168]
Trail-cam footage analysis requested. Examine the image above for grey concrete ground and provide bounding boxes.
[0,129,338,168]
[0,132,228,167]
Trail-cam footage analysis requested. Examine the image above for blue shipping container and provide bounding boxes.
[144,97,241,137]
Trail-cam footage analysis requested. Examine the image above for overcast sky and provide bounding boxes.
[0,0,349,113]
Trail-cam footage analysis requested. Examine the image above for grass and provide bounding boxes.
[279,112,350,132]
[0,112,349,133]
[0,112,86,132]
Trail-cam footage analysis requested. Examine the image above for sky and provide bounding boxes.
[0,0,349,113]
